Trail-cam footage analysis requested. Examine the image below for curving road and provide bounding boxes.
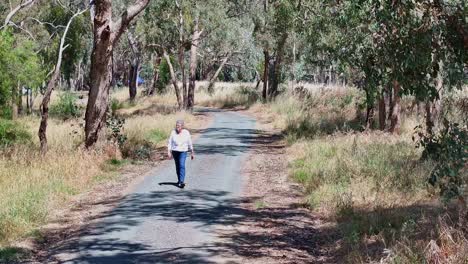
[57,109,256,264]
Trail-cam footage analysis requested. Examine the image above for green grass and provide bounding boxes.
[146,129,168,145]
[0,247,31,263]
[0,119,31,146]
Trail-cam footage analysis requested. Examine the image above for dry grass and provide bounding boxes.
[0,118,108,245]
[243,84,468,263]
[0,86,209,249]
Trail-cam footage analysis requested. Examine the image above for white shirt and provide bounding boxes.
[167,129,193,152]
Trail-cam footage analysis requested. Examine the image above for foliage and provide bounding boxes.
[40,4,89,81]
[416,120,468,202]
[106,113,127,148]
[329,0,466,105]
[0,31,44,116]
[157,57,171,93]
[50,92,81,119]
[0,119,31,147]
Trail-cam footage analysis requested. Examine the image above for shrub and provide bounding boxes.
[157,58,171,94]
[416,120,468,202]
[50,92,81,119]
[0,119,31,146]
[110,98,124,114]
[106,114,127,147]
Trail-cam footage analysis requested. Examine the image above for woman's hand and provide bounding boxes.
[167,151,172,159]
[191,152,195,160]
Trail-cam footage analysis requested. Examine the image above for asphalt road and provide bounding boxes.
[58,109,256,264]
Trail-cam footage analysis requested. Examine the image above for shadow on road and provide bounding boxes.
[158,182,182,188]
[42,188,323,263]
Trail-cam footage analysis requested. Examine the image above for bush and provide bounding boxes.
[416,120,468,202]
[157,58,171,94]
[50,92,81,119]
[0,119,31,146]
[110,98,124,115]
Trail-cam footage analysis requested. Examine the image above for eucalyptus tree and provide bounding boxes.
[329,0,466,133]
[202,3,257,93]
[0,0,46,118]
[183,0,236,111]
[142,0,183,107]
[39,6,89,154]
[84,0,150,148]
[142,0,239,111]
[252,0,299,101]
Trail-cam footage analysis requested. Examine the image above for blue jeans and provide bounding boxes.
[172,151,187,183]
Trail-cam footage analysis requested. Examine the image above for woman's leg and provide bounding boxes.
[172,151,181,183]
[178,152,187,184]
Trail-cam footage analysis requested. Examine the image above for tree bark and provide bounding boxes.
[148,53,161,96]
[207,52,231,94]
[128,63,138,100]
[365,104,375,130]
[39,7,87,154]
[389,80,401,134]
[187,16,201,111]
[378,91,386,131]
[262,49,269,101]
[176,0,187,109]
[269,32,288,99]
[17,85,23,115]
[127,31,140,101]
[163,50,182,109]
[84,0,149,148]
[11,84,18,120]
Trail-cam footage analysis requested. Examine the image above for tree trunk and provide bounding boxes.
[389,80,401,134]
[262,49,269,101]
[425,100,436,134]
[208,52,231,94]
[85,2,113,148]
[378,91,386,130]
[84,0,149,148]
[128,63,138,100]
[11,84,18,120]
[163,50,182,109]
[17,87,23,115]
[39,7,87,154]
[365,104,375,130]
[39,70,60,154]
[291,34,296,89]
[26,88,30,114]
[269,32,288,99]
[148,53,161,96]
[127,31,140,101]
[187,16,201,112]
[176,0,187,109]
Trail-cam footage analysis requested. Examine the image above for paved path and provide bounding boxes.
[59,109,256,264]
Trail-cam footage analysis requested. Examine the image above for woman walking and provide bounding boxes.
[167,120,195,188]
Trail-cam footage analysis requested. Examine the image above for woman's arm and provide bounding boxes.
[167,131,173,158]
[187,131,194,159]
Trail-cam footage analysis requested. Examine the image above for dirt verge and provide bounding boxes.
[216,109,340,264]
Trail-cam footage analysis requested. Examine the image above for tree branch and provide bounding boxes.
[25,17,67,30]
[112,0,150,45]
[2,0,36,29]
